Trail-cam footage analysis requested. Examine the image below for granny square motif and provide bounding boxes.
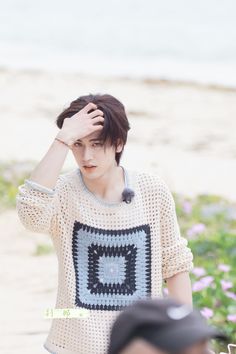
[72,222,151,311]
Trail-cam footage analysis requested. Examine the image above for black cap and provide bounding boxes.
[108,297,227,354]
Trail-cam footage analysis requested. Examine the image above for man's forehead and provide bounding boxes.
[76,133,102,142]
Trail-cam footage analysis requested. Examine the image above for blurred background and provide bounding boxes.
[0,0,235,352]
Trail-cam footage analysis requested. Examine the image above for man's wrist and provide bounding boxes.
[55,132,75,147]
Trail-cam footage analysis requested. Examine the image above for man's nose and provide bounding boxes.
[83,147,93,160]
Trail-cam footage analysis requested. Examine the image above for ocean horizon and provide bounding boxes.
[1,0,236,88]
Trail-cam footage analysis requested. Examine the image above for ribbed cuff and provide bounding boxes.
[25,179,55,195]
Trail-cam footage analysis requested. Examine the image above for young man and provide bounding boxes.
[16,94,194,354]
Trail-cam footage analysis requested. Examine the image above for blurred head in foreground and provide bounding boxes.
[108,297,227,354]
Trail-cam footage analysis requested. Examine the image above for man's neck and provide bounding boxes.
[82,165,125,203]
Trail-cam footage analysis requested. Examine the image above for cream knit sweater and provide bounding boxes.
[16,166,193,354]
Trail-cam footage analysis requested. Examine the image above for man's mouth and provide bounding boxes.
[83,166,97,170]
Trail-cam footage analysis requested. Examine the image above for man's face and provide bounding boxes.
[70,130,123,180]
[119,338,210,354]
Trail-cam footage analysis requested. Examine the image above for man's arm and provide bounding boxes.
[166,271,192,306]
[158,177,194,305]
[29,102,104,189]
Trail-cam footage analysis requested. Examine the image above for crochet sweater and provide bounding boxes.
[16,166,193,354]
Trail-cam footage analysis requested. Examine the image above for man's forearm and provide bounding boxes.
[29,136,70,189]
[166,271,193,306]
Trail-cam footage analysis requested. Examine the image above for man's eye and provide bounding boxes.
[93,143,102,147]
[74,142,102,147]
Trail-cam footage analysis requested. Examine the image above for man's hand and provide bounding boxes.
[56,102,105,146]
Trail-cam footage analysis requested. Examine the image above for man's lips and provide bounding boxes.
[83,166,97,170]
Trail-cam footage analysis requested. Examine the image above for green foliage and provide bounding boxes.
[174,193,236,350]
[34,243,54,256]
[0,161,35,211]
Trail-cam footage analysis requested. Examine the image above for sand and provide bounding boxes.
[0,68,235,353]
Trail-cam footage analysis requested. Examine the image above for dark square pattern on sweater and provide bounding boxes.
[72,222,151,311]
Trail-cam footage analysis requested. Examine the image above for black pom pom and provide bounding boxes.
[122,187,135,204]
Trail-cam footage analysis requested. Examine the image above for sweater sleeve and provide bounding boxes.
[158,178,193,280]
[16,177,63,235]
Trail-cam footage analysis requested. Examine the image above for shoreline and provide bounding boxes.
[1,65,236,92]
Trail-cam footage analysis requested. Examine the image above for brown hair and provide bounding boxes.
[56,93,131,165]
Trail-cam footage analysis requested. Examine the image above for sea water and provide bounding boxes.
[0,0,235,87]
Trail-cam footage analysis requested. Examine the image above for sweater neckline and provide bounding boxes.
[77,165,132,208]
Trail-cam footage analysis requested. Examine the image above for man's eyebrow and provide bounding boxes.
[76,138,102,142]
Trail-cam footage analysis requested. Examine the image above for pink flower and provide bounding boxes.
[221,280,233,291]
[201,307,213,319]
[218,264,231,272]
[227,314,236,323]
[183,201,192,214]
[192,281,207,292]
[200,276,214,286]
[191,267,206,278]
[225,291,236,301]
[192,276,214,292]
[187,223,206,238]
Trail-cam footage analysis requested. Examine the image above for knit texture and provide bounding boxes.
[16,167,193,354]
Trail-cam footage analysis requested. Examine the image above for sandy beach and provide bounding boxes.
[1,68,236,353]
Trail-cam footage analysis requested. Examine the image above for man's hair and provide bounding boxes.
[56,93,131,165]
